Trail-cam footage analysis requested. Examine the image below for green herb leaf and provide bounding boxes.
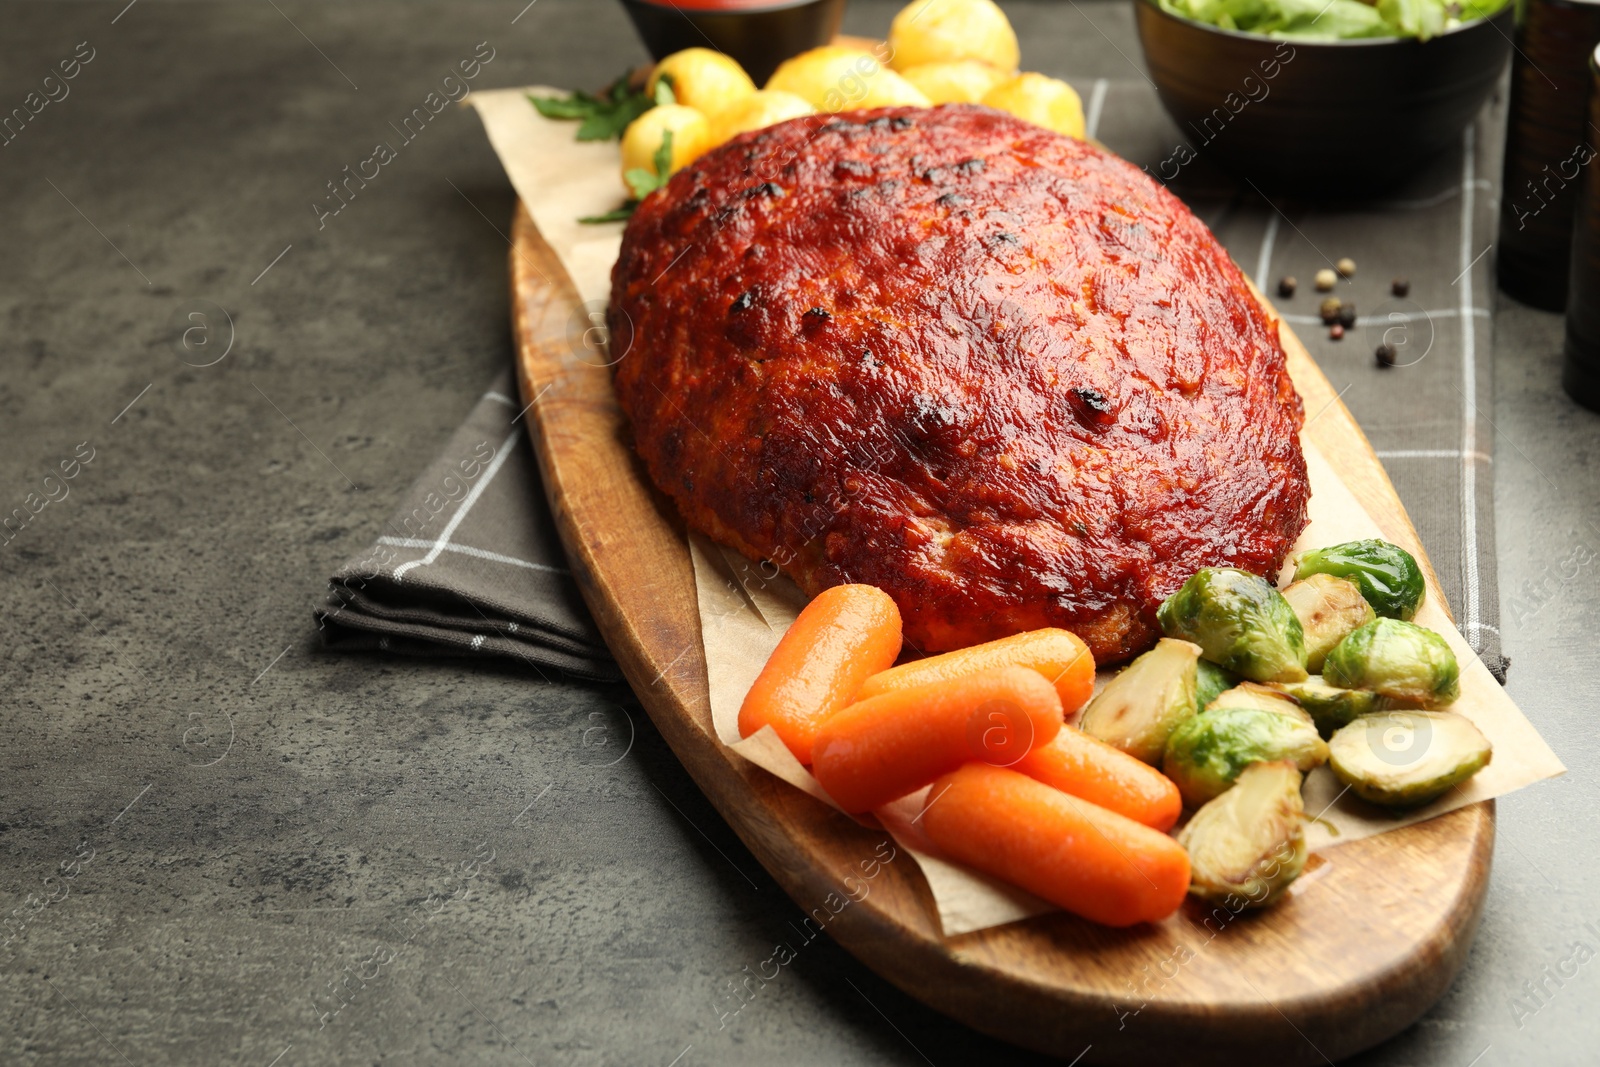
[579,204,638,224]
[652,129,675,182]
[528,72,660,143]
[623,129,676,201]
[529,89,600,121]
[654,74,677,107]
[623,169,660,200]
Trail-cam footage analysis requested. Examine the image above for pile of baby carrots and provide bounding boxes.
[738,584,1192,928]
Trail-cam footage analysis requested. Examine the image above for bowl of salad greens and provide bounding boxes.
[1134,0,1514,192]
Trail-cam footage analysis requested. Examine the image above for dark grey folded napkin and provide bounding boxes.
[315,371,620,682]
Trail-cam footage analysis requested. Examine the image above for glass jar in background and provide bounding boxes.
[1562,45,1600,412]
[1497,0,1600,311]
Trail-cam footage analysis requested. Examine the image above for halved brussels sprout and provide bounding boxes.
[1206,682,1314,726]
[1177,760,1307,908]
[1194,659,1241,712]
[1162,706,1328,808]
[1322,618,1460,708]
[1276,679,1380,738]
[1293,539,1426,621]
[1282,573,1376,673]
[1327,710,1492,807]
[1079,638,1200,765]
[1157,568,1308,683]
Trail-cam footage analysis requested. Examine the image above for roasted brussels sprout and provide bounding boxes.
[1282,573,1376,673]
[1276,679,1380,738]
[1177,760,1307,907]
[1327,710,1492,807]
[1322,618,1460,707]
[1194,659,1241,712]
[1079,638,1200,765]
[1162,707,1328,807]
[1157,568,1308,683]
[1206,682,1314,726]
[1293,539,1425,621]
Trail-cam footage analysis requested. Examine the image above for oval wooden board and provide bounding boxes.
[507,202,1492,1065]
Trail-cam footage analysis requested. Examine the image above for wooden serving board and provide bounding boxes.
[507,202,1492,1065]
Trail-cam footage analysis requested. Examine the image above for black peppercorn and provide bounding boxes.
[1391,277,1410,298]
[1278,276,1297,298]
[1376,343,1397,367]
[1337,304,1357,328]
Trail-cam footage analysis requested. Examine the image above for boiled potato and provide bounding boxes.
[709,90,817,145]
[982,73,1085,139]
[766,46,930,113]
[620,104,711,187]
[889,0,1020,73]
[648,47,756,116]
[899,59,1009,104]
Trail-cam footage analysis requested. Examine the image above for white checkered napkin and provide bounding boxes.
[315,371,619,682]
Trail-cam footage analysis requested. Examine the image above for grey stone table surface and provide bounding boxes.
[1,1,1597,1065]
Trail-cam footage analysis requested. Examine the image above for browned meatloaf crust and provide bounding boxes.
[609,104,1308,664]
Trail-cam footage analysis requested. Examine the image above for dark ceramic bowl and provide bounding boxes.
[617,0,848,86]
[1134,0,1514,193]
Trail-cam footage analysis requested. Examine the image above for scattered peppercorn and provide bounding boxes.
[1319,297,1343,324]
[1336,257,1357,279]
[1314,268,1337,291]
[1337,303,1357,328]
[1392,277,1410,297]
[1376,343,1397,367]
[1278,276,1297,298]
[1330,324,1345,340]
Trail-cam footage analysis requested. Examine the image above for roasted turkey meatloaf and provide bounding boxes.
[609,104,1309,664]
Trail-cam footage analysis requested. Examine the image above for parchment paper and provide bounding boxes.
[470,89,1567,937]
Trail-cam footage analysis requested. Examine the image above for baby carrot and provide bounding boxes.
[922,763,1191,927]
[738,583,902,765]
[1014,726,1183,831]
[811,666,1062,813]
[856,628,1095,714]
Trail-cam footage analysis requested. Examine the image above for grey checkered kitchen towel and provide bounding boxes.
[315,371,620,682]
